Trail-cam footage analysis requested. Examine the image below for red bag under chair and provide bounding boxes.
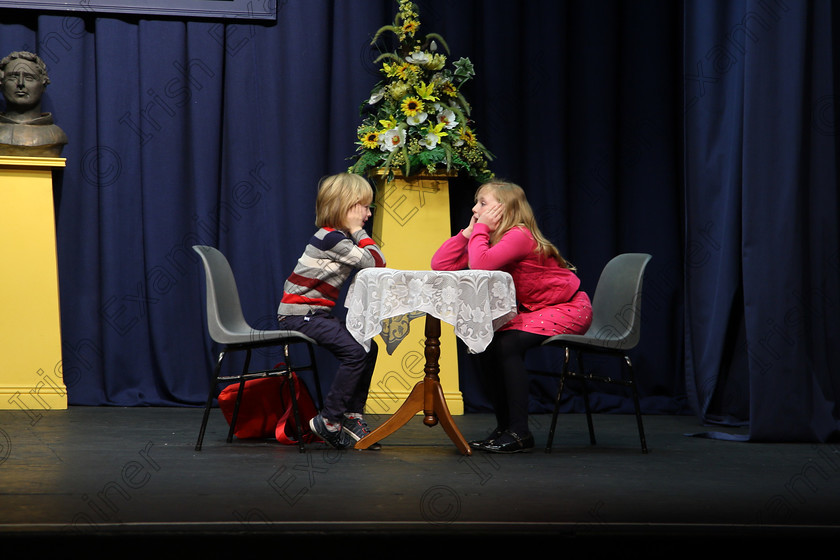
[217,370,318,445]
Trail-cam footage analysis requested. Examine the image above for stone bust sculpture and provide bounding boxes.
[0,51,68,157]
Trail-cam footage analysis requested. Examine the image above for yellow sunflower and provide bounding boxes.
[401,96,424,117]
[396,63,419,80]
[401,19,419,36]
[440,81,457,97]
[459,127,477,146]
[359,130,379,149]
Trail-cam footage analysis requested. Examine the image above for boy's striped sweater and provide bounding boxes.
[277,227,385,316]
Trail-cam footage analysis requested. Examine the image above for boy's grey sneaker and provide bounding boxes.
[309,414,351,449]
[342,415,381,450]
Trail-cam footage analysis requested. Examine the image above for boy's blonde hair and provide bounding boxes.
[315,173,374,228]
[477,180,574,270]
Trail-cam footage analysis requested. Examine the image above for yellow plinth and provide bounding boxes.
[367,171,463,415]
[0,156,67,410]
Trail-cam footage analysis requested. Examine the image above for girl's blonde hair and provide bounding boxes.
[477,180,574,270]
[315,173,374,228]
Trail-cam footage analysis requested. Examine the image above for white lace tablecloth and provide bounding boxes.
[345,268,518,354]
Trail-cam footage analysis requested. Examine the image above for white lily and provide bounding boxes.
[368,88,385,104]
[407,112,428,126]
[436,109,458,129]
[406,51,431,65]
[418,132,441,150]
[379,127,406,152]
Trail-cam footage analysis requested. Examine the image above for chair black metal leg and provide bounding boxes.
[284,345,307,453]
[545,347,571,453]
[196,351,226,451]
[227,350,252,443]
[625,356,648,453]
[577,351,597,446]
[287,376,306,453]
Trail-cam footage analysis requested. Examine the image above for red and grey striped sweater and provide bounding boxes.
[277,227,386,316]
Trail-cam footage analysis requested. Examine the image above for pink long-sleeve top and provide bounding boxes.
[431,223,592,336]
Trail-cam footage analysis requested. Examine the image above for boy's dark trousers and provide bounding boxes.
[278,311,378,422]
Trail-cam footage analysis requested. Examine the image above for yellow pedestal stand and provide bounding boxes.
[366,171,463,415]
[0,156,67,411]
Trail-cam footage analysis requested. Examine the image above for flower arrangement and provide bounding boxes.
[349,0,494,183]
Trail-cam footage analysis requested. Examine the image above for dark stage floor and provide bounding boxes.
[1,406,839,552]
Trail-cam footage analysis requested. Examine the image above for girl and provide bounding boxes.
[277,173,386,449]
[431,180,592,453]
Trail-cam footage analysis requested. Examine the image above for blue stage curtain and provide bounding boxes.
[683,0,840,441]
[1,1,838,442]
[0,3,393,405]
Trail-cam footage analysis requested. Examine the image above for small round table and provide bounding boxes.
[345,268,517,454]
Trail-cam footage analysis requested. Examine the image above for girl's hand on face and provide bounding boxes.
[462,214,478,238]
[477,202,503,231]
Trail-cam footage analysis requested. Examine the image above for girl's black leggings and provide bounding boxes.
[475,329,547,435]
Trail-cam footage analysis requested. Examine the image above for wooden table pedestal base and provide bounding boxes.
[354,315,471,455]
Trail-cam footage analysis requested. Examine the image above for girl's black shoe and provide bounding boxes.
[469,427,504,450]
[482,430,534,454]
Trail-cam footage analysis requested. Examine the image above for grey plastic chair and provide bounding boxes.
[192,245,323,453]
[538,253,652,453]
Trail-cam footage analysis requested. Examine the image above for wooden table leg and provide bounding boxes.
[355,315,471,455]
